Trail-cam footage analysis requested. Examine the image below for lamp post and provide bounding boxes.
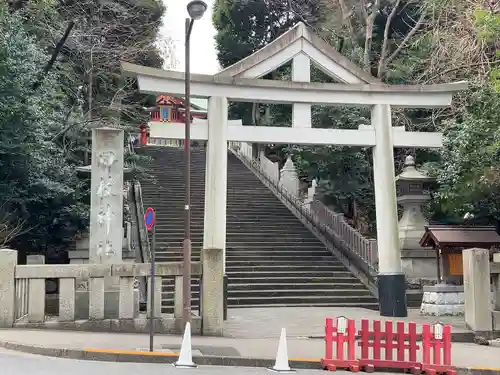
[183,0,207,329]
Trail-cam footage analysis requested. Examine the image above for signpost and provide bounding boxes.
[145,207,156,352]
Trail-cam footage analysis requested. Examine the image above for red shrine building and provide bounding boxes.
[140,95,208,145]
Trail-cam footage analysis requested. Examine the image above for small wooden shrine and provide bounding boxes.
[419,225,500,283]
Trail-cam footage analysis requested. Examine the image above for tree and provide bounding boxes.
[13,0,167,164]
[0,4,87,254]
[213,0,500,233]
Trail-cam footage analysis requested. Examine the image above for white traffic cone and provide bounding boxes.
[174,322,197,368]
[268,328,295,373]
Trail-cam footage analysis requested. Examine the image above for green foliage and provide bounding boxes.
[0,0,165,255]
[213,0,324,69]
[473,8,500,43]
[430,84,500,221]
[0,5,87,251]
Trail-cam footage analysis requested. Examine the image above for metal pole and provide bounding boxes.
[183,17,194,329]
[149,224,156,352]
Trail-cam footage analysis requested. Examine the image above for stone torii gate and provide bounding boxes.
[122,23,465,327]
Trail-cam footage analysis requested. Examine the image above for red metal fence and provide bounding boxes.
[321,317,456,375]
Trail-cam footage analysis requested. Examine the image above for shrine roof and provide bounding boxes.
[419,225,500,248]
[155,95,207,112]
[215,22,378,83]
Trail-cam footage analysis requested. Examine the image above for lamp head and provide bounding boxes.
[187,0,207,20]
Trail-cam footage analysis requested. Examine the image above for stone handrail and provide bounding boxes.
[126,136,149,308]
[149,137,183,148]
[8,255,201,329]
[228,142,378,279]
[309,200,378,270]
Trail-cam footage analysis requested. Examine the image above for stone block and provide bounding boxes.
[463,248,492,332]
[119,277,135,319]
[202,247,224,336]
[26,255,45,264]
[89,277,105,319]
[0,249,17,327]
[59,278,75,321]
[28,278,45,322]
[420,284,464,316]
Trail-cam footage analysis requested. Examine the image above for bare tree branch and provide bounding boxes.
[377,0,402,78]
[384,10,426,67]
[361,0,380,71]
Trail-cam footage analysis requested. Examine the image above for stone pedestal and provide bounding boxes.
[420,284,464,316]
[401,249,439,286]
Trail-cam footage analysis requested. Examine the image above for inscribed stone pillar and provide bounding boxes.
[291,54,311,128]
[203,97,228,269]
[0,249,17,327]
[463,248,492,332]
[371,104,407,317]
[89,127,124,264]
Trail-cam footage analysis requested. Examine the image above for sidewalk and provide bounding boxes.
[0,307,499,370]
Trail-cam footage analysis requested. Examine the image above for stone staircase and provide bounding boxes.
[139,146,378,313]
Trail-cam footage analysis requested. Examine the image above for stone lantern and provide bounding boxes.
[396,155,437,286]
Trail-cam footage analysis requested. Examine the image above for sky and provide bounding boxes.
[159,0,220,74]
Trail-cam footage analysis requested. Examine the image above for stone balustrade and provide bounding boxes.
[0,249,206,334]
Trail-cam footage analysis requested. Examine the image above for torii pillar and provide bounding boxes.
[371,104,407,317]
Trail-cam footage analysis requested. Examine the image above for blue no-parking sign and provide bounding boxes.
[144,207,155,231]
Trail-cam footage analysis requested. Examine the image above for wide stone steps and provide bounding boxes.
[228,295,377,306]
[228,282,366,290]
[229,302,379,309]
[138,146,378,311]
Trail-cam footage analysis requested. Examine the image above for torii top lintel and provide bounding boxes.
[121,22,466,109]
[215,22,378,83]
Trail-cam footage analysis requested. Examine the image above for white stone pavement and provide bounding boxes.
[223,307,469,338]
[0,307,498,369]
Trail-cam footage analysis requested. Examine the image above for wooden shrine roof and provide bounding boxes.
[419,225,500,248]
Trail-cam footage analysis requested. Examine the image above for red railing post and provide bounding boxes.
[321,317,359,372]
[358,319,421,374]
[421,323,456,375]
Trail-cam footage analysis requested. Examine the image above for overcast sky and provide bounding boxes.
[160,0,220,74]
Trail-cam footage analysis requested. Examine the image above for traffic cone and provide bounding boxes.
[174,322,197,368]
[268,328,295,373]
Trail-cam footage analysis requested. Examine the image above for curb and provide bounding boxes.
[0,341,499,375]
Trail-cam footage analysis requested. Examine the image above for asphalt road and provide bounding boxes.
[0,347,350,375]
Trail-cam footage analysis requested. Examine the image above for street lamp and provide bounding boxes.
[183,0,207,329]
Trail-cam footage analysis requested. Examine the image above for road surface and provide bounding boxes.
[0,347,375,375]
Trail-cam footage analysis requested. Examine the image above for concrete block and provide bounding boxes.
[26,255,45,264]
[59,278,75,321]
[89,277,105,320]
[119,277,135,319]
[0,249,18,327]
[463,248,492,332]
[28,279,45,322]
[202,247,224,336]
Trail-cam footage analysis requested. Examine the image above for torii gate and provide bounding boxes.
[122,23,465,329]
